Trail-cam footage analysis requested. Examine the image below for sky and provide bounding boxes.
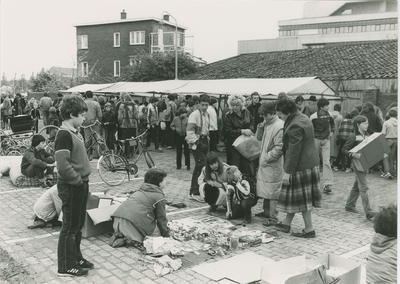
[0,0,310,80]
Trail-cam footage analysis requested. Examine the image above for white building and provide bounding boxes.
[238,1,398,54]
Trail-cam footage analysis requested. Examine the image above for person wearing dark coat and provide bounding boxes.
[246,92,263,126]
[110,168,170,249]
[360,102,382,134]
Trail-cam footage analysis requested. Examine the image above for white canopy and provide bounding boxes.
[60,83,114,93]
[62,77,339,99]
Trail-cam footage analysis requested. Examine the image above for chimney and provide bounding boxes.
[163,15,169,21]
[121,10,127,19]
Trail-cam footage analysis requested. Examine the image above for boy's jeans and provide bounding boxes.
[345,164,372,216]
[314,138,333,186]
[57,181,89,271]
[383,138,397,175]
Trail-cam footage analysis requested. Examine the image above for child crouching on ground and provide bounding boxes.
[225,166,257,223]
[21,135,55,188]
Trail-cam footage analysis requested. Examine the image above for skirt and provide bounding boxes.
[276,166,322,213]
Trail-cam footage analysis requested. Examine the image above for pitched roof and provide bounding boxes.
[185,40,397,81]
[48,67,76,77]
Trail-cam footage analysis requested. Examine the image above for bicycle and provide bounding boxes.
[38,125,60,155]
[80,120,109,159]
[0,129,31,156]
[97,131,155,185]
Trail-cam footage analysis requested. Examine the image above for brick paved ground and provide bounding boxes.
[0,143,397,283]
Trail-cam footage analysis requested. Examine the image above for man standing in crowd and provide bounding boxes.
[83,90,102,160]
[146,97,162,152]
[39,92,53,126]
[303,95,318,117]
[186,94,211,202]
[164,94,177,149]
[247,92,263,126]
[208,97,219,152]
[311,98,335,193]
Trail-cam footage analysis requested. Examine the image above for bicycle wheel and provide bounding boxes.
[144,151,156,168]
[97,153,127,186]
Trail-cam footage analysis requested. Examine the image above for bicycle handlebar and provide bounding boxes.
[116,131,148,143]
[81,120,103,129]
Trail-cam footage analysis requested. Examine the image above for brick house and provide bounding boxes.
[184,40,398,115]
[75,11,187,78]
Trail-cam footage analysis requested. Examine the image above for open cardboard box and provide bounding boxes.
[349,132,390,172]
[82,192,120,238]
[261,254,361,284]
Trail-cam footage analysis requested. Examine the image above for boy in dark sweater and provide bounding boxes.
[55,95,92,277]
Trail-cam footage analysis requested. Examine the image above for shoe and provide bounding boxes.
[333,167,339,171]
[157,148,163,153]
[166,146,173,149]
[346,168,352,173]
[255,212,269,218]
[27,219,47,229]
[384,173,394,180]
[345,207,358,213]
[78,259,94,270]
[291,229,316,238]
[366,212,376,220]
[46,180,54,187]
[186,166,190,171]
[323,185,332,193]
[176,167,181,170]
[208,205,218,213]
[41,183,49,189]
[263,220,278,227]
[189,194,205,203]
[244,217,252,224]
[274,222,291,233]
[58,265,88,277]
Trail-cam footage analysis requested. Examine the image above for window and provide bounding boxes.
[114,32,120,47]
[114,60,120,77]
[322,28,327,34]
[130,31,145,45]
[82,62,88,77]
[389,24,395,30]
[348,26,353,32]
[129,57,141,66]
[78,35,88,49]
[335,27,340,33]
[376,25,380,31]
[361,26,366,32]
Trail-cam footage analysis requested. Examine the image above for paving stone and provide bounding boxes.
[129,269,145,279]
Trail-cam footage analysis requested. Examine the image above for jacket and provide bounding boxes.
[366,233,397,284]
[21,147,54,173]
[147,103,159,127]
[303,103,318,117]
[111,183,170,238]
[310,109,335,139]
[2,97,13,116]
[198,163,229,187]
[171,116,188,136]
[362,109,382,134]
[118,102,138,129]
[164,101,177,122]
[342,132,369,160]
[282,110,319,174]
[84,98,102,123]
[39,96,53,112]
[255,116,284,199]
[247,103,263,126]
[224,108,254,143]
[102,111,117,130]
[382,117,397,139]
[33,185,62,222]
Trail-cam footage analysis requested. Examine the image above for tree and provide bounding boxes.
[30,69,68,92]
[1,73,8,86]
[121,51,198,82]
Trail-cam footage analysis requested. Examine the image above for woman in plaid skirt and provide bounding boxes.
[274,99,322,238]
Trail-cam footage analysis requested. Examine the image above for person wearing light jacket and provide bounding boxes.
[366,204,397,284]
[381,108,397,179]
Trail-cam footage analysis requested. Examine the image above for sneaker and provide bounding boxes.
[157,148,163,153]
[333,167,339,171]
[58,265,88,277]
[189,194,205,203]
[78,259,94,270]
[385,173,394,180]
[323,185,332,193]
[345,207,358,213]
[176,167,181,170]
[41,183,49,189]
[166,146,173,149]
[186,166,190,171]
[345,168,352,173]
[366,212,376,220]
[380,172,387,178]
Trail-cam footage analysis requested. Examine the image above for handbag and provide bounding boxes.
[234,135,261,161]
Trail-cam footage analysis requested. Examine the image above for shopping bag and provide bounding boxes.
[233,135,261,161]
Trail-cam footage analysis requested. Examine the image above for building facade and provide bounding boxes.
[75,11,187,78]
[238,1,397,54]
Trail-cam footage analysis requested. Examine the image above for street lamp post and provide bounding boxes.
[161,11,178,80]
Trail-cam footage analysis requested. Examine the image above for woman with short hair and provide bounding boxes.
[274,99,322,238]
[117,93,138,158]
[224,94,255,174]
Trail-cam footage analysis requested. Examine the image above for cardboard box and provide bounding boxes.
[82,193,118,238]
[261,254,361,284]
[349,132,390,172]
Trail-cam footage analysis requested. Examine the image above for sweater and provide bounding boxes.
[21,147,54,173]
[171,116,188,136]
[382,117,397,139]
[310,109,335,139]
[55,123,91,186]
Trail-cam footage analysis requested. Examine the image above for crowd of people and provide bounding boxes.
[13,90,396,279]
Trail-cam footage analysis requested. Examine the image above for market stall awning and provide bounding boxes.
[60,83,115,93]
[62,77,339,99]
